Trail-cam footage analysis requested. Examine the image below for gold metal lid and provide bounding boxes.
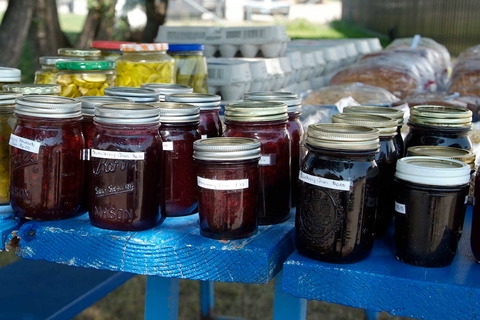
[409,105,472,127]
[406,146,476,169]
[57,48,101,58]
[343,105,405,126]
[193,137,261,161]
[331,113,397,137]
[3,84,61,95]
[225,101,288,122]
[306,123,380,151]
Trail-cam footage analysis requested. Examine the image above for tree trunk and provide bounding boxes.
[75,0,117,49]
[143,0,169,43]
[0,0,36,67]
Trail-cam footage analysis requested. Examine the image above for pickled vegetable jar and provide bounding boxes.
[9,96,84,220]
[34,56,79,85]
[89,103,162,230]
[104,87,160,103]
[0,67,21,90]
[116,43,175,87]
[141,83,193,102]
[58,48,101,60]
[56,60,115,98]
[168,44,208,94]
[90,40,133,61]
[194,137,261,239]
[3,84,61,96]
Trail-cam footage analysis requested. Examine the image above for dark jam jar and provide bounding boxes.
[343,105,405,158]
[193,137,261,239]
[165,93,222,138]
[89,103,162,230]
[223,101,291,225]
[244,91,304,209]
[332,113,398,238]
[141,83,193,102]
[104,87,160,103]
[394,157,470,267]
[154,102,201,217]
[296,123,380,263]
[404,105,473,151]
[472,169,480,262]
[10,96,84,220]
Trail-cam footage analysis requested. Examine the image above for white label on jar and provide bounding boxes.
[82,149,90,160]
[9,134,41,154]
[197,176,248,190]
[259,154,276,166]
[201,134,208,140]
[395,201,406,214]
[299,171,351,191]
[465,195,469,204]
[91,149,144,160]
[162,141,174,151]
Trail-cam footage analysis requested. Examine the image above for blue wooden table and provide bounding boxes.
[0,205,18,250]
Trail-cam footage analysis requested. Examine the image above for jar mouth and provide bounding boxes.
[193,137,261,161]
[15,95,82,118]
[94,103,160,124]
[166,93,221,110]
[306,123,380,151]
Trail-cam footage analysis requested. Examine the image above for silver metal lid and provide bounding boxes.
[39,56,81,66]
[244,91,302,114]
[244,91,297,100]
[141,83,193,101]
[78,96,133,116]
[193,137,261,161]
[306,123,380,151]
[15,95,82,118]
[3,84,61,95]
[409,105,472,127]
[331,113,397,137]
[94,103,160,125]
[343,105,405,126]
[104,87,160,103]
[0,92,22,106]
[165,93,221,110]
[224,101,288,122]
[151,102,200,123]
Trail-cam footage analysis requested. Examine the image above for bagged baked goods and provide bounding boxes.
[448,55,480,97]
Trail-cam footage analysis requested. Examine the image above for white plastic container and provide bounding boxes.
[285,51,303,84]
[207,60,252,102]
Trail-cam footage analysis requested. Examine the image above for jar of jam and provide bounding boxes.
[165,93,222,138]
[223,101,291,225]
[56,60,116,98]
[168,44,208,94]
[58,48,101,60]
[34,56,79,85]
[89,103,162,230]
[471,169,480,262]
[90,41,134,61]
[394,157,470,267]
[0,67,21,90]
[104,87,160,103]
[332,113,398,238]
[141,83,193,102]
[193,137,261,239]
[10,95,84,220]
[116,43,175,87]
[3,84,61,96]
[154,102,201,217]
[295,123,380,263]
[404,105,473,151]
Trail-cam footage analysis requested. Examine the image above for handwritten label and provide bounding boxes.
[162,141,174,151]
[90,149,144,160]
[259,154,276,166]
[299,171,351,191]
[395,201,406,214]
[197,176,248,190]
[9,134,41,154]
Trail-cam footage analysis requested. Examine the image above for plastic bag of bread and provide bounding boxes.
[448,57,480,97]
[398,92,468,108]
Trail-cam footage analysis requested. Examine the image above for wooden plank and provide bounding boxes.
[281,206,480,319]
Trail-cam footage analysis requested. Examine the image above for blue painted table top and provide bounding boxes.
[282,206,480,319]
[9,210,295,284]
[0,205,19,250]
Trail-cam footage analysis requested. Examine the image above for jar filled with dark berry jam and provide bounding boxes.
[244,91,304,208]
[343,105,405,158]
[141,83,193,102]
[165,93,222,138]
[194,137,261,239]
[404,105,472,151]
[296,123,380,263]
[10,95,84,220]
[104,87,160,103]
[89,103,162,230]
[394,157,470,267]
[332,113,398,238]
[154,102,201,217]
[223,101,291,225]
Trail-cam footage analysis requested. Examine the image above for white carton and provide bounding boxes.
[353,39,371,56]
[207,60,252,101]
[311,50,326,77]
[300,52,316,82]
[155,26,222,44]
[210,57,269,92]
[278,56,293,86]
[265,58,286,91]
[285,51,303,84]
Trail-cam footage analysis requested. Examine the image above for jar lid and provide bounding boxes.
[225,101,288,122]
[306,123,380,151]
[78,96,133,116]
[120,43,169,52]
[58,48,102,58]
[56,60,115,71]
[168,44,204,52]
[331,113,397,137]
[343,105,405,126]
[104,87,160,103]
[406,146,476,169]
[409,105,472,127]
[244,92,302,114]
[141,83,193,101]
[15,95,82,118]
[39,56,80,66]
[152,102,200,123]
[165,93,221,110]
[193,137,261,161]
[3,84,61,95]
[94,103,160,125]
[395,156,471,186]
[91,40,134,50]
[0,67,21,82]
[244,91,297,100]
[0,92,22,106]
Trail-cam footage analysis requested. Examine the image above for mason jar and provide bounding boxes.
[141,83,193,102]
[104,87,160,103]
[0,67,21,90]
[3,84,61,96]
[34,56,79,85]
[90,40,133,61]
[168,44,208,94]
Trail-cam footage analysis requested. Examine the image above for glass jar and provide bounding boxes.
[223,101,291,225]
[404,105,473,151]
[141,83,193,102]
[472,169,480,262]
[89,103,162,230]
[168,44,208,94]
[34,56,79,85]
[194,137,261,239]
[90,41,134,61]
[115,43,175,87]
[9,96,84,220]
[165,93,223,138]
[3,84,61,96]
[58,48,101,60]
[332,113,398,238]
[154,102,201,217]
[295,123,380,263]
[104,87,160,103]
[0,67,21,90]
[56,60,115,98]
[394,157,470,267]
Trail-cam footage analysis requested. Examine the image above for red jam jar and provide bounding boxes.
[9,95,84,220]
[104,87,160,103]
[223,101,291,225]
[193,137,261,239]
[141,83,193,102]
[155,102,201,217]
[89,103,162,230]
[165,93,223,138]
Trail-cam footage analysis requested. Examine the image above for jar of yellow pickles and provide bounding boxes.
[116,43,175,87]
[91,41,134,61]
[0,67,21,90]
[56,60,115,98]
[168,44,208,94]
[58,48,101,60]
[34,56,79,85]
